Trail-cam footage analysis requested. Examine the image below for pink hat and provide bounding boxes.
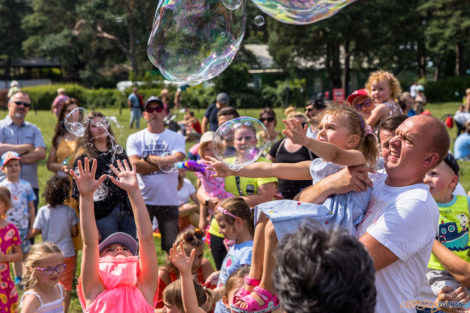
[347,89,369,105]
[1,151,20,168]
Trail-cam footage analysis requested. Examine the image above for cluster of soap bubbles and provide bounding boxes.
[147,0,356,85]
[65,107,124,201]
[147,0,246,85]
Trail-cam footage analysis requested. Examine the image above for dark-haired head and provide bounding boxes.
[274,222,376,313]
[44,175,71,207]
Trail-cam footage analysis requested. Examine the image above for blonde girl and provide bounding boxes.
[365,70,403,128]
[155,229,214,309]
[21,243,65,313]
[0,186,22,313]
[222,266,250,312]
[207,107,378,313]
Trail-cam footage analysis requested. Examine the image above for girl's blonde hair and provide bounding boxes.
[224,265,250,298]
[163,229,206,274]
[365,70,402,100]
[163,278,215,312]
[315,107,378,167]
[23,242,63,289]
[215,197,254,236]
[0,186,11,209]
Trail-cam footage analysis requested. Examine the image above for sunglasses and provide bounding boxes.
[183,229,205,244]
[36,263,66,275]
[260,117,274,123]
[355,99,372,110]
[13,101,31,107]
[146,106,164,113]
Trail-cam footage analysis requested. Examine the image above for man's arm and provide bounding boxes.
[432,240,470,286]
[201,117,209,133]
[299,165,372,204]
[0,143,33,156]
[130,152,185,175]
[20,147,46,164]
[359,233,399,271]
[127,99,132,108]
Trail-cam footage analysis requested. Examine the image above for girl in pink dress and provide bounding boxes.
[0,187,23,313]
[72,158,158,313]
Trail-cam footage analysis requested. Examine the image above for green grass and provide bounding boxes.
[7,102,470,312]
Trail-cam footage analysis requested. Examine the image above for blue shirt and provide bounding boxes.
[0,116,46,188]
[454,133,470,160]
[128,93,140,108]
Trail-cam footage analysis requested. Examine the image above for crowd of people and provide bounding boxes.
[0,71,469,313]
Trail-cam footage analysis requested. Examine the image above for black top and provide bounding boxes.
[72,149,131,220]
[204,103,220,132]
[268,138,316,200]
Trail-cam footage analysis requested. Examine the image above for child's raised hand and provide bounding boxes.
[109,159,139,193]
[282,118,308,146]
[205,156,233,177]
[169,242,194,275]
[70,158,107,198]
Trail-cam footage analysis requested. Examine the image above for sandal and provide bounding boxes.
[232,276,260,304]
[230,286,280,313]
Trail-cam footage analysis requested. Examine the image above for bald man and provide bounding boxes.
[300,115,450,313]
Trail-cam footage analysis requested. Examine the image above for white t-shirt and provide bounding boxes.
[356,174,439,313]
[126,128,185,206]
[177,178,196,205]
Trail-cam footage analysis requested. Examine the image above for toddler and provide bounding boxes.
[32,175,78,312]
[0,151,36,285]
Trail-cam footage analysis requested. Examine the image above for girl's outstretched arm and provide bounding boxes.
[170,243,207,313]
[109,160,158,304]
[206,156,312,181]
[70,158,107,303]
[283,118,366,166]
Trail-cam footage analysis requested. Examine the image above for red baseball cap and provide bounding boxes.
[347,89,369,105]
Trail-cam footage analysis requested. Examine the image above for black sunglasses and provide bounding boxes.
[260,117,274,123]
[146,106,164,113]
[13,101,31,107]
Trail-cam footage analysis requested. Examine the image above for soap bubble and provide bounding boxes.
[223,0,242,10]
[254,15,265,27]
[93,184,108,202]
[250,0,356,25]
[213,117,268,171]
[64,107,89,137]
[147,0,246,85]
[157,152,178,174]
[114,145,124,155]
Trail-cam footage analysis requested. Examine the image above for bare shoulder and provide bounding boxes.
[21,291,41,312]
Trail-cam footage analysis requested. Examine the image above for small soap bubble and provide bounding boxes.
[254,15,265,27]
[222,0,242,10]
[93,184,108,202]
[64,107,89,137]
[106,116,123,128]
[250,0,356,25]
[212,117,268,171]
[157,152,178,174]
[114,145,124,155]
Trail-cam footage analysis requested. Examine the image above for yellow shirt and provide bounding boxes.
[208,157,278,237]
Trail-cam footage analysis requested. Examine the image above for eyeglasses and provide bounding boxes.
[36,263,66,275]
[183,229,205,244]
[13,101,31,107]
[355,99,372,110]
[146,106,164,113]
[260,117,274,123]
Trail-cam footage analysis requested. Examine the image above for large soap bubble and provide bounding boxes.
[64,107,89,137]
[147,0,246,85]
[250,0,356,25]
[213,117,269,171]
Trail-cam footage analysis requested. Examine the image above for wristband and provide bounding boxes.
[205,198,210,206]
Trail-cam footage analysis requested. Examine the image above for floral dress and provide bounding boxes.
[0,223,21,313]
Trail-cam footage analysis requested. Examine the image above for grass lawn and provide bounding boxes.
[7,101,469,312]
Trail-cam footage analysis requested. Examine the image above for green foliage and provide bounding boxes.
[425,77,470,102]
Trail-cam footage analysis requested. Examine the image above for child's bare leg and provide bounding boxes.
[13,261,23,280]
[63,290,71,313]
[239,219,278,308]
[243,213,268,293]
